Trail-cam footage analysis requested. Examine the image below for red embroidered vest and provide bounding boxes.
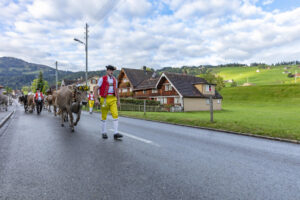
[35,92,44,100]
[99,75,117,98]
[88,94,95,100]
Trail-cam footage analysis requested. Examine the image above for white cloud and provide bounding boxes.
[0,0,299,71]
[263,0,274,6]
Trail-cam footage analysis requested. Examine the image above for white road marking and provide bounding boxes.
[109,129,160,147]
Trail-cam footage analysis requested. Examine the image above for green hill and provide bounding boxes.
[212,65,300,86]
[0,57,119,89]
[221,83,300,103]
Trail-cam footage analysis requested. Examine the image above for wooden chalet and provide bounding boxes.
[118,68,223,111]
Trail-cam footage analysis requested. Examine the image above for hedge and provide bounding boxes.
[120,98,160,105]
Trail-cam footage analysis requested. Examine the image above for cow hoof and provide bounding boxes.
[61,124,64,127]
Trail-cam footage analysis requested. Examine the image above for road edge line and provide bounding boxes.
[0,110,15,129]
[119,115,300,145]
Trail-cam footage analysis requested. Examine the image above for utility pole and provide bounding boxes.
[55,61,58,90]
[85,23,88,86]
[74,23,89,86]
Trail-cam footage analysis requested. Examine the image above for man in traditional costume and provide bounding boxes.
[94,65,123,140]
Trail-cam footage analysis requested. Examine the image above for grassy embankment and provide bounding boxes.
[119,84,300,141]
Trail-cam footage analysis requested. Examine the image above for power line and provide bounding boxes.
[93,0,125,27]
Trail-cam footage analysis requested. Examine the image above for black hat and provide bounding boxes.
[106,65,116,71]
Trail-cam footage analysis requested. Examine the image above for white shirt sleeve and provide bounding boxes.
[97,77,103,87]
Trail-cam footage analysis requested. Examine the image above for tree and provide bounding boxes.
[22,86,30,93]
[37,71,44,91]
[215,76,225,91]
[141,66,153,71]
[31,71,49,93]
[5,86,12,94]
[198,72,225,91]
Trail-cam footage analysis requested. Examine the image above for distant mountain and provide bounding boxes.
[4,56,294,89]
[0,57,118,89]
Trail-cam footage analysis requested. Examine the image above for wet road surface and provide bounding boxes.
[1,104,300,200]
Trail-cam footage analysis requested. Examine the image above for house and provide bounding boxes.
[242,82,255,86]
[117,67,153,98]
[76,76,100,93]
[225,79,233,83]
[118,68,223,111]
[0,85,4,94]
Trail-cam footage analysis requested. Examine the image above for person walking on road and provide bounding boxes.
[34,88,44,115]
[94,65,123,140]
[88,91,95,114]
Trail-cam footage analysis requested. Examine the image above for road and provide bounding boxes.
[1,103,300,200]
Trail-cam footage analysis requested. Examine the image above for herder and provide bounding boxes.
[94,65,123,140]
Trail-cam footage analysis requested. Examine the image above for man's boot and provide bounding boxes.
[114,133,123,140]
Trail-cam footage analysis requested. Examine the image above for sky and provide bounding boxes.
[0,0,300,71]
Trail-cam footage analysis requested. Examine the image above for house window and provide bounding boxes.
[205,85,212,92]
[163,97,167,104]
[122,88,128,93]
[152,89,158,93]
[157,97,163,104]
[123,78,128,83]
[143,90,146,94]
[130,88,132,92]
[217,99,221,104]
[165,84,172,91]
[206,99,210,105]
[174,97,181,104]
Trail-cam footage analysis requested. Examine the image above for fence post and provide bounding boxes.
[209,96,213,123]
[144,100,146,116]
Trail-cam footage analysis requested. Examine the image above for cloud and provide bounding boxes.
[263,0,274,6]
[0,0,299,71]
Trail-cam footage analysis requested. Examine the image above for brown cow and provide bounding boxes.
[55,86,86,132]
[46,89,58,116]
[27,94,35,113]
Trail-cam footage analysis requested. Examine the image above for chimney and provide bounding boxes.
[143,66,147,75]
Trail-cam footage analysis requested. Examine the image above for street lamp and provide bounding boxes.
[73,23,88,86]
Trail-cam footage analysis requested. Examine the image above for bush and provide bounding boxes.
[120,98,160,105]
[231,81,238,87]
[287,73,294,78]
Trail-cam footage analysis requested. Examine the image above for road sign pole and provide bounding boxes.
[144,99,146,116]
[210,96,213,123]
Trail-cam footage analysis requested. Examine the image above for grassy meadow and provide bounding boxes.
[119,84,300,141]
[211,65,300,86]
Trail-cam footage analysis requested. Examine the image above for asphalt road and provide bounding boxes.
[1,103,300,200]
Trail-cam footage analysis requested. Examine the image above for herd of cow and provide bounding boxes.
[19,85,87,132]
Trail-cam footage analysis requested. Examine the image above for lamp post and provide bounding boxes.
[74,23,88,86]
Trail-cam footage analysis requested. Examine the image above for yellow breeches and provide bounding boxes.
[88,100,94,108]
[100,96,118,120]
